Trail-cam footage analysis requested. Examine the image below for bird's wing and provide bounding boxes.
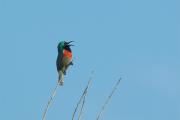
[56,51,63,72]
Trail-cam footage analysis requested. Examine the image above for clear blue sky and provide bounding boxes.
[0,0,179,120]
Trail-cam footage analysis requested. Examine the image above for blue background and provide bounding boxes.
[0,0,179,120]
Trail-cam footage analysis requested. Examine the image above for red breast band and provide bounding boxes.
[63,50,72,59]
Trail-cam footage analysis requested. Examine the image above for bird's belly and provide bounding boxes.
[62,56,72,66]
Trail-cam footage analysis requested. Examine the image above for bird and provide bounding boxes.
[56,41,74,85]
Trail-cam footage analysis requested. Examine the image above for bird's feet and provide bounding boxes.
[69,61,73,66]
[58,79,64,86]
[58,71,64,86]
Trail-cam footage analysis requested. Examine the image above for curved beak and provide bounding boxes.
[67,41,74,46]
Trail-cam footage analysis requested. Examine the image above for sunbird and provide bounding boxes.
[56,41,74,85]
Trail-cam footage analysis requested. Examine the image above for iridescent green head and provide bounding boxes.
[57,41,74,52]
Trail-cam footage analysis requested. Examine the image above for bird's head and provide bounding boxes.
[57,41,74,52]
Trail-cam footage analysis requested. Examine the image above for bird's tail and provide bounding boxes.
[58,71,64,86]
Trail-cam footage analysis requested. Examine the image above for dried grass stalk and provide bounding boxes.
[72,71,94,120]
[42,83,59,120]
[96,78,122,120]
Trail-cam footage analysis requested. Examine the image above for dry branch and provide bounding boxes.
[78,79,91,120]
[96,78,122,120]
[72,71,94,120]
[42,83,59,120]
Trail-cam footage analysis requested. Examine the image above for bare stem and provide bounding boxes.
[96,78,122,120]
[72,71,94,120]
[42,83,59,120]
[78,79,91,120]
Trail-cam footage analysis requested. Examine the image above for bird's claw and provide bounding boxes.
[70,61,73,65]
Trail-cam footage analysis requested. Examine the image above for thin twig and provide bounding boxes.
[78,95,86,120]
[78,79,92,120]
[42,83,59,120]
[96,78,122,120]
[72,90,86,120]
[72,71,94,120]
